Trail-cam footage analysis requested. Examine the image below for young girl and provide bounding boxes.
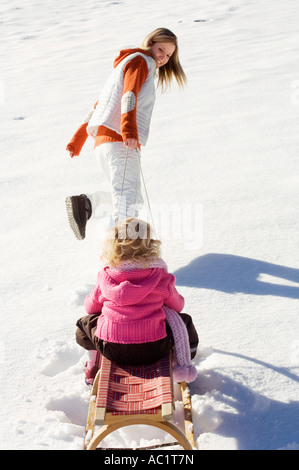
[75,218,198,385]
[65,28,186,239]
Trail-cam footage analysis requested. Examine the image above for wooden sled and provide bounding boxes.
[84,353,196,450]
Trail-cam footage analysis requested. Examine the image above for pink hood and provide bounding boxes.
[84,259,185,344]
[99,267,163,306]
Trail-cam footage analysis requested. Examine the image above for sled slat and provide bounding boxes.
[181,381,196,449]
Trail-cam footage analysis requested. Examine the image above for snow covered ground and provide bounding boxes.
[1,0,299,450]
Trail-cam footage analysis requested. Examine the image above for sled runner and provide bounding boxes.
[84,353,196,450]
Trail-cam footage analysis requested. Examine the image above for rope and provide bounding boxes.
[117,146,157,239]
[136,148,157,239]
[117,146,129,222]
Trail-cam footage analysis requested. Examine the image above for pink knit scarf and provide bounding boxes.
[163,306,197,383]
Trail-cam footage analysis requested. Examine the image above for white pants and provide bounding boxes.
[87,142,144,229]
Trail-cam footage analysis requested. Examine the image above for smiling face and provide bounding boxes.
[149,42,176,68]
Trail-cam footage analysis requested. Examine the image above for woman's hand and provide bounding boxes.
[124,138,138,150]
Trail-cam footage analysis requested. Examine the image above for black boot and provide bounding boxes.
[65,194,92,240]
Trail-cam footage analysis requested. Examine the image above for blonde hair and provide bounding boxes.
[101,218,161,268]
[141,28,187,91]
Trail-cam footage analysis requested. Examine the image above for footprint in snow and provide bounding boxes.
[69,284,93,306]
[45,393,88,426]
[40,341,83,377]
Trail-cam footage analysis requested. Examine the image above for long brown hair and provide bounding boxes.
[141,28,187,91]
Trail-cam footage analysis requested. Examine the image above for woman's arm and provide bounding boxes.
[121,55,149,149]
[66,101,99,157]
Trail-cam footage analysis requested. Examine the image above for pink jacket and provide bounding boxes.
[84,259,185,344]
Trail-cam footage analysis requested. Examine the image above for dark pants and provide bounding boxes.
[76,312,199,366]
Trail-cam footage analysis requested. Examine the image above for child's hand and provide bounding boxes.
[124,138,138,150]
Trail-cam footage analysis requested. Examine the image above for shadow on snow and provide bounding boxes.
[174,253,299,299]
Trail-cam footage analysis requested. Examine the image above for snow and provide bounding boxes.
[1,0,299,451]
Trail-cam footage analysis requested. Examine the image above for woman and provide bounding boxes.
[65,28,187,239]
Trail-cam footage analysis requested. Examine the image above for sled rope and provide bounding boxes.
[116,147,157,238]
[117,146,129,221]
[137,148,157,239]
